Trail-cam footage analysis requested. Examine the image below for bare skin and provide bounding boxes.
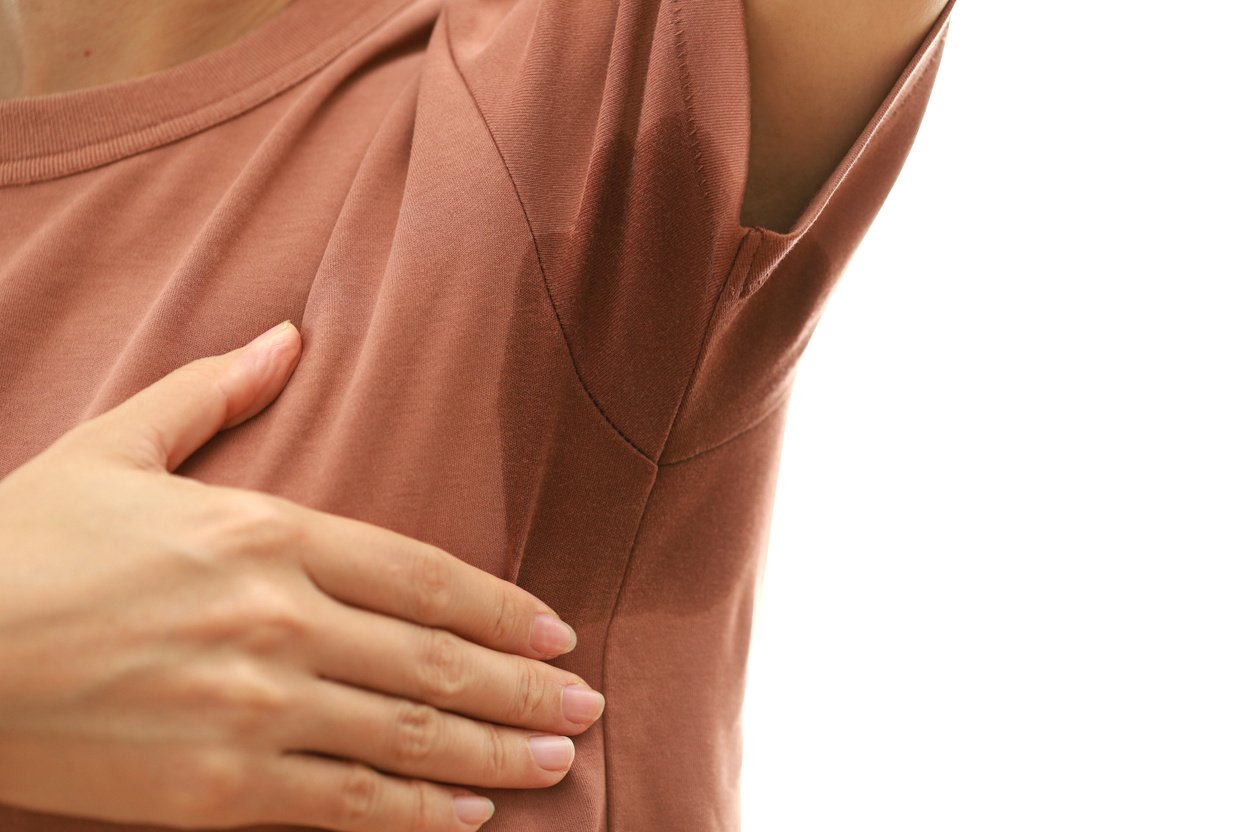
[0,321,605,831]
[0,0,951,232]
[0,0,950,826]
[742,0,950,232]
[0,0,291,98]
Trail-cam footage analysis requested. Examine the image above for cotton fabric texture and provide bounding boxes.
[0,0,955,828]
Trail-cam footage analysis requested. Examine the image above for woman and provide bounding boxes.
[0,0,957,829]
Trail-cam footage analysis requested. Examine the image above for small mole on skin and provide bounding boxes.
[83,49,92,57]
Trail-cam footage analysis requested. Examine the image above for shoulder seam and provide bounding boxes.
[668,0,715,224]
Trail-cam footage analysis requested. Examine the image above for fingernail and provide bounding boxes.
[453,795,495,825]
[530,613,576,656]
[528,735,575,771]
[246,319,295,353]
[562,684,605,724]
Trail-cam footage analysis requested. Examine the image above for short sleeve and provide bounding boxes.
[445,0,957,460]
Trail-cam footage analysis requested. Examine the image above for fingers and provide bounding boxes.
[256,752,494,831]
[63,320,301,472]
[286,677,576,790]
[307,595,605,735]
[284,500,578,661]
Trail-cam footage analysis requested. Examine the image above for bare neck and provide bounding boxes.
[0,0,291,99]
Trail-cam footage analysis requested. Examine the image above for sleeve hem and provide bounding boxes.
[732,0,958,299]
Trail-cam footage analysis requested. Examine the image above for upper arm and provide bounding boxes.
[447,0,955,455]
[741,0,950,232]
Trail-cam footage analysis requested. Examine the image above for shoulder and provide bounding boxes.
[740,0,951,232]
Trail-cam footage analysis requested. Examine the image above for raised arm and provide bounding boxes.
[741,0,951,232]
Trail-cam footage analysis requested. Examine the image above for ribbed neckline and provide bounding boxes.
[0,0,414,186]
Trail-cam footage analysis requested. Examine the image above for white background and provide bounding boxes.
[741,2,1248,829]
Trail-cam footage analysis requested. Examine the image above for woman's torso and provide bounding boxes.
[0,0,955,828]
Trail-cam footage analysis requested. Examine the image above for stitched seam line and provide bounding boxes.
[604,11,956,824]
[443,16,653,465]
[732,7,952,293]
[0,0,416,185]
[602,3,747,827]
[669,0,714,220]
[737,227,765,299]
[659,381,793,467]
[597,464,658,832]
[603,5,753,821]
[605,6,956,828]
[601,243,743,832]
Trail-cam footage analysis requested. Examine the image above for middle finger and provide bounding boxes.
[307,596,606,735]
[285,676,578,790]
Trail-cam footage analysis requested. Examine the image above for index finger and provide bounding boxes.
[279,497,577,661]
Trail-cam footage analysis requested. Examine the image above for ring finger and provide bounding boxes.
[307,595,605,735]
[284,675,578,789]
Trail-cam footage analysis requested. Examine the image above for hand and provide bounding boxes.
[0,320,605,831]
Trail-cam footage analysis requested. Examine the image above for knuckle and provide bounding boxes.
[508,661,549,724]
[129,418,178,470]
[203,658,293,737]
[420,629,468,700]
[486,590,523,647]
[481,724,510,780]
[180,357,233,410]
[393,701,441,768]
[173,749,248,822]
[336,763,386,826]
[182,569,311,661]
[230,575,312,656]
[205,492,303,561]
[407,779,437,831]
[406,549,454,621]
[142,359,233,457]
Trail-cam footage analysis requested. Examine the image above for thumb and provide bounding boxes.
[72,320,302,472]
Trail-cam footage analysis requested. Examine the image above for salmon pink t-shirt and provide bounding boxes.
[0,0,956,828]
